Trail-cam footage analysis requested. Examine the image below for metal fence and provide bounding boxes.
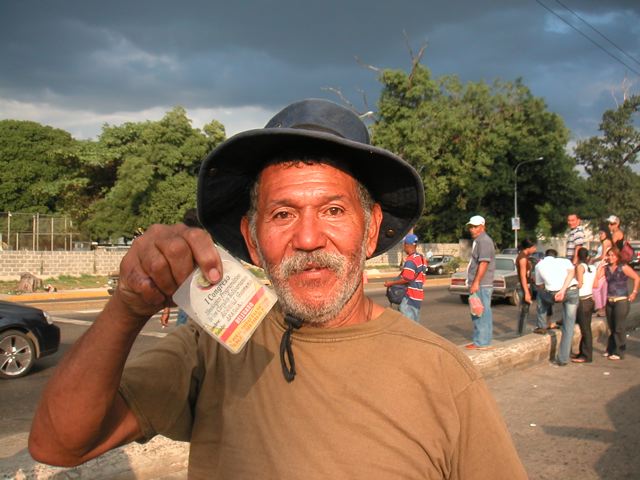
[0,211,87,251]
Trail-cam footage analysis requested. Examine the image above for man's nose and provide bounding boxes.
[291,212,327,251]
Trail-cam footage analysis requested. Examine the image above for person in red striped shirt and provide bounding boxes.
[385,234,426,322]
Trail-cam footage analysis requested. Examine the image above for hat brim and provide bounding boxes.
[197,128,424,265]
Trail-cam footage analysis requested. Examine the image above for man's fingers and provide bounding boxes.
[180,227,223,284]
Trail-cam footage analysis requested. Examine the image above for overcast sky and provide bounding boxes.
[1,0,638,147]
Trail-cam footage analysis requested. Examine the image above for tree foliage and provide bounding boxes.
[574,95,640,232]
[85,107,225,241]
[371,64,581,246]
[0,120,87,215]
[0,108,225,243]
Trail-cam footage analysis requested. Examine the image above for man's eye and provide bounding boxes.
[326,207,343,216]
[274,211,291,220]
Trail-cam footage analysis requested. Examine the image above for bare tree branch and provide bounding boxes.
[321,87,356,110]
[354,56,380,73]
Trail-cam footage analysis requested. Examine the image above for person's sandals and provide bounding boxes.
[533,327,547,335]
[608,354,621,361]
[571,356,589,363]
[603,352,610,357]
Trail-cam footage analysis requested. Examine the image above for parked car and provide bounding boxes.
[449,254,522,306]
[0,300,60,379]
[500,248,519,255]
[426,255,455,275]
[629,242,640,270]
[107,272,119,295]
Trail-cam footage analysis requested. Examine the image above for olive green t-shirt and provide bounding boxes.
[120,307,527,479]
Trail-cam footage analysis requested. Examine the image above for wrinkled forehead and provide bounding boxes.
[253,156,364,198]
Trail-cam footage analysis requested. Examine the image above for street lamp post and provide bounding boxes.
[513,157,544,248]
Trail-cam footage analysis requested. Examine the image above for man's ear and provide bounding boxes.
[240,216,262,267]
[365,203,383,258]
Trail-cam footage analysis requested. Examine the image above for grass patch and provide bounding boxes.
[0,274,110,295]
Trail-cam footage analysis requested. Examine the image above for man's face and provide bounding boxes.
[241,162,382,325]
[468,224,484,239]
[567,215,579,229]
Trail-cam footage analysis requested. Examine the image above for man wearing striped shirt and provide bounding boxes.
[566,213,585,265]
[385,234,426,322]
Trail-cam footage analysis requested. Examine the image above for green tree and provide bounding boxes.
[371,63,580,246]
[0,120,86,215]
[86,107,226,241]
[574,95,640,232]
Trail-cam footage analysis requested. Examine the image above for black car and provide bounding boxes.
[629,242,640,270]
[0,300,60,379]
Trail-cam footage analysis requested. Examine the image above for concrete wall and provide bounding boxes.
[0,248,127,280]
[366,242,462,268]
[1,241,468,280]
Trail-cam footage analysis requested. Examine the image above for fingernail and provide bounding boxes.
[208,268,221,283]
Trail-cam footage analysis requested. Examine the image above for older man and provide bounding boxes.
[30,99,526,479]
[465,215,496,349]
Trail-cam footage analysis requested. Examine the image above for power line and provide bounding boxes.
[534,0,640,77]
[553,0,640,68]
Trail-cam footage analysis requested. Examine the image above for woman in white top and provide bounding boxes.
[572,248,598,363]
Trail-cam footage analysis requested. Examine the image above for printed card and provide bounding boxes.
[173,246,277,353]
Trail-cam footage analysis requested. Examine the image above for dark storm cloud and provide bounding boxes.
[0,0,638,138]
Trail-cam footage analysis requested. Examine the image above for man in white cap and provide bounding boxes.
[465,215,496,349]
[384,233,426,322]
[31,99,526,479]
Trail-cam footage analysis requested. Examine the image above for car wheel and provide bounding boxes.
[437,267,444,275]
[460,295,469,304]
[0,330,36,379]
[509,289,520,306]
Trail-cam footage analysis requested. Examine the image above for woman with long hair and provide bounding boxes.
[595,247,640,360]
[593,224,613,317]
[572,248,597,363]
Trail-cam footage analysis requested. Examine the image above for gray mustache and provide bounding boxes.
[279,251,345,278]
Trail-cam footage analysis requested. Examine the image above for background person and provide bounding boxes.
[516,238,537,335]
[464,215,495,350]
[572,248,597,363]
[534,249,579,366]
[607,215,624,249]
[593,224,613,317]
[383,233,426,322]
[595,247,640,361]
[566,213,585,264]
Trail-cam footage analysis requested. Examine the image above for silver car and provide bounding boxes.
[426,255,454,275]
[448,254,520,306]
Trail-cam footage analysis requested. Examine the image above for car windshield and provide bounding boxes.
[495,258,515,271]
[430,256,443,262]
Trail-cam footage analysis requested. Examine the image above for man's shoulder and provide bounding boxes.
[382,310,481,384]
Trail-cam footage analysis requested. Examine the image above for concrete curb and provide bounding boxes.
[467,314,640,379]
[0,288,110,303]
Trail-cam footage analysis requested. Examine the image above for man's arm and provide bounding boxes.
[384,258,414,287]
[29,224,221,467]
[554,263,576,302]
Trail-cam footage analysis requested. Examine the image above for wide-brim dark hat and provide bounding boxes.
[197,98,424,264]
